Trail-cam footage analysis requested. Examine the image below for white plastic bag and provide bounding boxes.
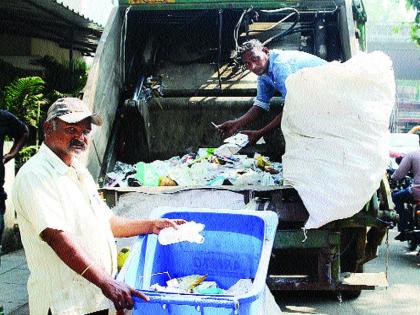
[158,221,205,245]
[282,51,395,228]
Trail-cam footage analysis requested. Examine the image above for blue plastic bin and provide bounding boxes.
[121,207,278,315]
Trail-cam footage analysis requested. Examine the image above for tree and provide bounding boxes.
[364,0,419,44]
[406,0,420,44]
[2,76,47,146]
[35,56,88,96]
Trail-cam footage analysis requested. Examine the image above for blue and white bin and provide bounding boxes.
[120,207,278,315]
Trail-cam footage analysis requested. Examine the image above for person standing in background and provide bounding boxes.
[391,149,420,241]
[0,109,28,251]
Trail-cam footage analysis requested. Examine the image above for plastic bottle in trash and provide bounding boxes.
[135,162,160,186]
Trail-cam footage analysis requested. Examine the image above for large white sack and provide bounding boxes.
[281,51,395,229]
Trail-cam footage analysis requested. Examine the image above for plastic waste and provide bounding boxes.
[178,274,207,292]
[168,164,193,186]
[168,156,182,166]
[224,133,249,147]
[197,148,216,158]
[105,171,127,187]
[149,283,183,293]
[195,285,225,294]
[261,172,275,186]
[207,175,226,186]
[135,162,160,186]
[241,157,254,169]
[158,221,205,245]
[190,161,211,185]
[234,169,261,186]
[214,143,242,157]
[256,137,266,145]
[150,275,221,294]
[117,247,130,271]
[105,161,136,187]
[106,150,283,188]
[150,160,171,177]
[225,279,253,295]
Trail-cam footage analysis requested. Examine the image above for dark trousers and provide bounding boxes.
[392,188,414,232]
[48,309,108,315]
[0,193,6,249]
[0,212,4,249]
[0,162,6,248]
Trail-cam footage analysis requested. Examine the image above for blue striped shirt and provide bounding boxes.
[254,50,326,110]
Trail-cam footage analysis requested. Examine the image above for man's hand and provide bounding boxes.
[151,218,186,234]
[100,278,149,311]
[242,130,263,146]
[217,120,240,139]
[2,153,15,164]
[40,228,148,311]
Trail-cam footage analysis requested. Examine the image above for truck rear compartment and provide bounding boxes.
[102,7,345,168]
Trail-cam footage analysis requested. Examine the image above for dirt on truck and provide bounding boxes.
[82,0,396,298]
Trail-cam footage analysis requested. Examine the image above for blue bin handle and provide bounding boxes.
[133,292,239,309]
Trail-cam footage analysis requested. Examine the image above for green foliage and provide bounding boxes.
[15,145,39,170]
[1,77,48,169]
[406,0,420,44]
[364,0,419,45]
[35,56,88,95]
[0,56,89,169]
[2,77,47,129]
[0,60,31,102]
[392,23,403,33]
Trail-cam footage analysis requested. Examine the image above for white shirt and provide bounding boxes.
[12,144,117,315]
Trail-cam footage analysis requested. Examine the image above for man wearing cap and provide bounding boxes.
[0,110,28,250]
[12,97,185,315]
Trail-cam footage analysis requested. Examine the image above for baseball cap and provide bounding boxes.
[46,97,103,126]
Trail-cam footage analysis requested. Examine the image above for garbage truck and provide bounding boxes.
[82,0,394,298]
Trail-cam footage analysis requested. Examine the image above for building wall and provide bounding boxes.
[0,34,82,71]
[31,38,82,62]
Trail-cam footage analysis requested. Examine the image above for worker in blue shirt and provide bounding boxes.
[218,39,326,144]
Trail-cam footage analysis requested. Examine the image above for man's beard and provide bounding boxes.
[68,139,87,154]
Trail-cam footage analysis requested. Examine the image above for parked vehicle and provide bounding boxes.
[83,0,393,298]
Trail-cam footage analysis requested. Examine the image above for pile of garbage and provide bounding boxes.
[105,132,282,188]
[105,150,282,188]
[150,275,252,296]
